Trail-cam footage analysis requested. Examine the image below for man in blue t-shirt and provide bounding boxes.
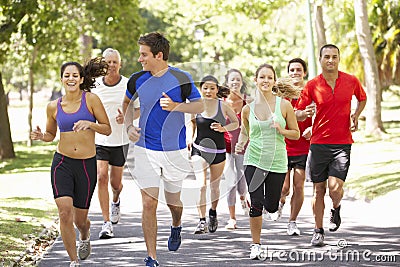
[122,32,203,267]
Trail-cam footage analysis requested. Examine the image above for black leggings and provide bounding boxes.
[244,165,285,217]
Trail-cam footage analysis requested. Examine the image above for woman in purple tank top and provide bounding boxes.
[30,57,111,266]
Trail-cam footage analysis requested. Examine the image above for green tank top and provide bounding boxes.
[244,97,288,173]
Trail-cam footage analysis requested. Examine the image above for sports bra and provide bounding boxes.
[56,91,96,132]
[194,99,226,150]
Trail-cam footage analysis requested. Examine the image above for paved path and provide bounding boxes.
[2,146,399,267]
[36,177,400,267]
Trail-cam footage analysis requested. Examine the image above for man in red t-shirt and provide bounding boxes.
[275,58,314,237]
[296,44,367,247]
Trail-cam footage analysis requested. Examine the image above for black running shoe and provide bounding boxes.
[329,205,341,232]
[208,215,218,233]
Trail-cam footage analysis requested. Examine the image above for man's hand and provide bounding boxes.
[160,92,177,111]
[350,114,359,132]
[116,108,124,124]
[127,125,141,143]
[304,102,316,117]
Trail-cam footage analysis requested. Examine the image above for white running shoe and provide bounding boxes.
[78,234,91,260]
[111,199,121,224]
[70,260,80,266]
[240,198,250,216]
[276,202,284,221]
[99,221,114,239]
[225,219,237,230]
[310,229,325,247]
[262,210,272,221]
[287,221,301,236]
[249,243,262,260]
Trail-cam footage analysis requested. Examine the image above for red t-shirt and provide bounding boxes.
[296,71,367,145]
[285,98,312,156]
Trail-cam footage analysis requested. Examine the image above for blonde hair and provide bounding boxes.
[273,77,301,99]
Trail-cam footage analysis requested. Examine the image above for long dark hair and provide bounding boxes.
[60,57,108,92]
[223,68,247,94]
[200,75,230,98]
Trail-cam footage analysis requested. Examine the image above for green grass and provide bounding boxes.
[0,197,58,263]
[0,142,57,174]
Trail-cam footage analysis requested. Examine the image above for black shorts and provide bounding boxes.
[191,146,226,165]
[96,144,129,167]
[51,152,97,209]
[287,154,308,170]
[308,144,351,183]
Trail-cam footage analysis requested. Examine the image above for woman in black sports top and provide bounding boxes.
[189,75,239,235]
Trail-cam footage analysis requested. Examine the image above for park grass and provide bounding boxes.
[345,120,400,200]
[0,197,58,264]
[0,142,57,174]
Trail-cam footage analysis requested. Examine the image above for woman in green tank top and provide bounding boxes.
[235,63,300,260]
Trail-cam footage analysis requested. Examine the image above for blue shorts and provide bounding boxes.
[51,152,97,209]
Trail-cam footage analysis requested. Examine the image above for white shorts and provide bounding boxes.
[132,146,191,193]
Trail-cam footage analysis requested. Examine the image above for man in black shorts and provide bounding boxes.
[92,48,139,239]
[296,44,366,246]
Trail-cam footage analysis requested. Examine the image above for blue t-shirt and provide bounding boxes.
[126,66,201,151]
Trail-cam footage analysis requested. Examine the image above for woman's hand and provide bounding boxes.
[210,122,225,132]
[30,126,43,140]
[73,120,92,132]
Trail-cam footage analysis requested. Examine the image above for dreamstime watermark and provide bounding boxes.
[256,239,398,263]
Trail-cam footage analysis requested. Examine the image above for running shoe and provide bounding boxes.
[329,205,341,232]
[144,256,159,267]
[249,243,262,260]
[99,221,114,239]
[168,226,182,251]
[275,202,284,221]
[194,220,208,234]
[110,199,121,224]
[240,198,250,216]
[208,214,218,233]
[69,260,80,267]
[78,234,91,260]
[225,219,237,230]
[310,228,325,247]
[287,221,300,236]
[262,209,272,221]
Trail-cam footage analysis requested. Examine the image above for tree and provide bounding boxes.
[354,0,384,135]
[0,0,40,158]
[314,2,327,51]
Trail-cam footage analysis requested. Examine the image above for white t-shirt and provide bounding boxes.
[92,76,138,146]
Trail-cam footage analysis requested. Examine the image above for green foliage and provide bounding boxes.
[86,0,143,76]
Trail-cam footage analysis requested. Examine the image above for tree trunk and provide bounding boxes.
[394,48,400,85]
[314,4,327,51]
[0,72,15,159]
[80,34,93,62]
[354,0,385,135]
[27,46,39,147]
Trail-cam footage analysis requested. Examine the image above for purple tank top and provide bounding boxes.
[56,91,96,132]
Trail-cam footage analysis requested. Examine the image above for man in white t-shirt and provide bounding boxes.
[92,48,139,239]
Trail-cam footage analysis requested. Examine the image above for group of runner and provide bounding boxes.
[30,32,366,266]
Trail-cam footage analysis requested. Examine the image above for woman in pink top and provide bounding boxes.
[223,69,252,230]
